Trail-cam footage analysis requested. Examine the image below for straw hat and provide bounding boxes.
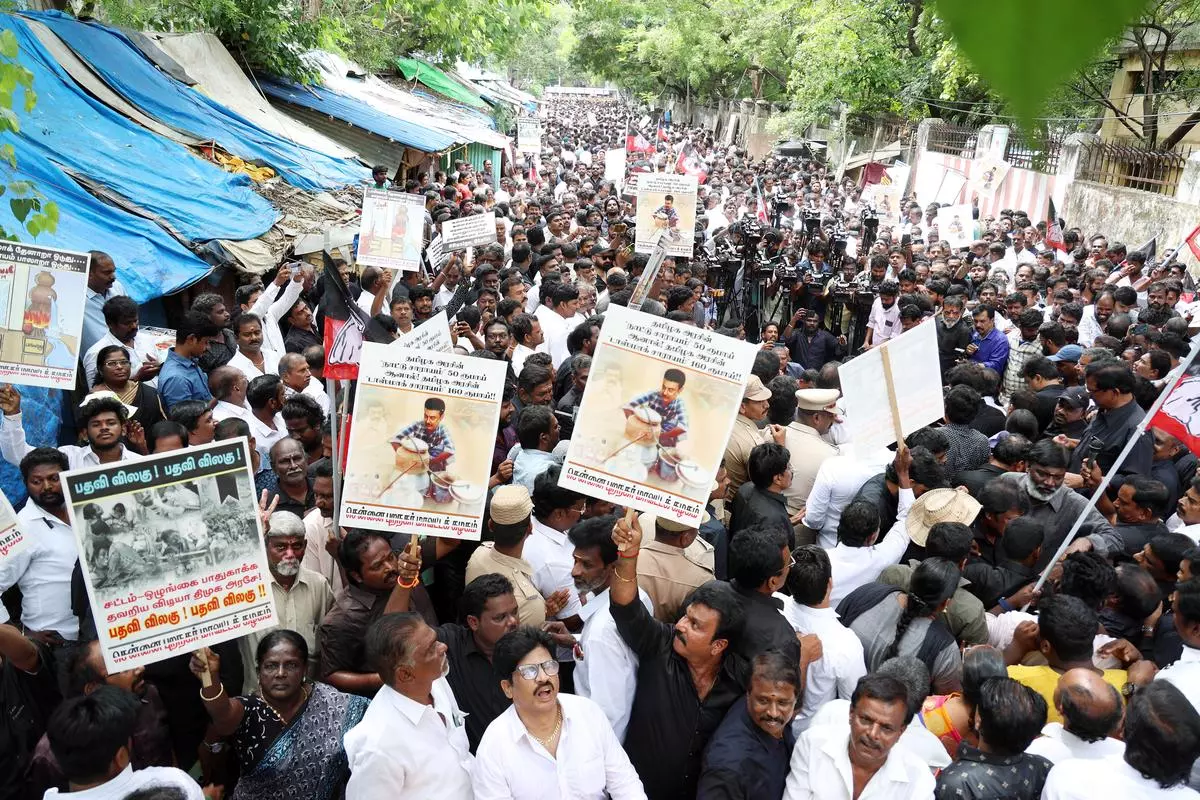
[905,487,981,547]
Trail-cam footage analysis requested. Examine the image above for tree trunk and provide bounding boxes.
[907,0,924,57]
[1161,109,1200,150]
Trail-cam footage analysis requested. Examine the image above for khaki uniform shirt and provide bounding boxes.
[466,543,547,628]
[783,421,840,514]
[723,414,771,490]
[637,537,716,623]
[240,566,334,693]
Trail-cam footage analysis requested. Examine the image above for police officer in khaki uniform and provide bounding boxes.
[723,375,786,491]
[784,388,842,545]
[634,511,716,623]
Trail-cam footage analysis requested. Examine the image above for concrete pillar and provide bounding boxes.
[977,125,1009,161]
[1177,150,1200,205]
[1055,132,1100,218]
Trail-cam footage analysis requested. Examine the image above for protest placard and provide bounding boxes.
[340,342,506,539]
[634,173,698,258]
[970,157,1011,199]
[357,189,424,272]
[604,148,626,185]
[628,232,668,312]
[441,212,498,252]
[64,439,277,673]
[839,318,944,451]
[0,241,89,390]
[558,304,756,527]
[389,309,454,353]
[425,234,449,272]
[935,203,975,249]
[517,118,542,154]
[0,491,26,565]
[138,326,176,361]
[864,181,904,223]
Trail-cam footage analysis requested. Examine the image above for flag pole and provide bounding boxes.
[328,376,342,514]
[1027,334,1200,603]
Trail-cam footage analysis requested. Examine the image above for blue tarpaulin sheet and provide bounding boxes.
[257,75,459,153]
[28,12,368,193]
[0,14,277,242]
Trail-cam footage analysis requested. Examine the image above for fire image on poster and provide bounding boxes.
[64,439,277,673]
[357,189,424,272]
[635,173,698,258]
[0,490,26,565]
[0,241,89,390]
[558,304,757,526]
[341,342,507,540]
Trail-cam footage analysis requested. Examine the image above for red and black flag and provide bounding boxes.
[1045,197,1065,252]
[319,250,392,380]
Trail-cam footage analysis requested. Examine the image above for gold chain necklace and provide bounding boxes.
[262,683,310,724]
[530,705,562,751]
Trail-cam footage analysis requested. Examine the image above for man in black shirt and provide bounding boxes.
[697,651,798,800]
[1070,364,1151,478]
[728,443,797,544]
[955,434,1030,499]
[727,526,801,669]
[610,514,745,800]
[936,295,973,373]
[0,624,58,800]
[1044,386,1090,440]
[1022,356,1065,433]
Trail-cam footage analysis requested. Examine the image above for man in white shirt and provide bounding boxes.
[569,515,654,741]
[1154,578,1200,791]
[511,314,544,376]
[247,374,288,466]
[354,266,394,319]
[1168,476,1200,543]
[777,547,867,733]
[784,674,935,800]
[826,449,915,607]
[43,686,204,800]
[534,283,581,370]
[279,352,330,415]
[344,612,473,800]
[0,389,138,471]
[522,468,586,630]
[801,454,886,548]
[81,295,162,389]
[303,460,344,595]
[474,627,646,799]
[248,268,305,357]
[1026,668,1125,764]
[863,282,900,349]
[0,448,79,644]
[1042,681,1200,800]
[208,366,253,425]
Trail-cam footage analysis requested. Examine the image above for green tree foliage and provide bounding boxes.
[99,0,555,80]
[0,29,56,241]
[99,0,331,83]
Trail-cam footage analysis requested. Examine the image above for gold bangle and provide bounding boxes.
[199,683,225,702]
[613,570,635,583]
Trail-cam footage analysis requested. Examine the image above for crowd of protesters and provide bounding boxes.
[3,92,1200,800]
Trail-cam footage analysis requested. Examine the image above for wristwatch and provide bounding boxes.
[202,740,226,753]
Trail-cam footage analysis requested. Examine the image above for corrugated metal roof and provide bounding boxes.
[257,75,458,153]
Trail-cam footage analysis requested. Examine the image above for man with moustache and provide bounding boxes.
[783,675,934,800]
[343,612,474,800]
[238,511,334,694]
[699,651,801,800]
[0,449,79,651]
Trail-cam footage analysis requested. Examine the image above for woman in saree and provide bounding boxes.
[190,630,368,799]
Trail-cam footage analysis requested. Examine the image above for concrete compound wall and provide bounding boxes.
[1064,179,1200,251]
